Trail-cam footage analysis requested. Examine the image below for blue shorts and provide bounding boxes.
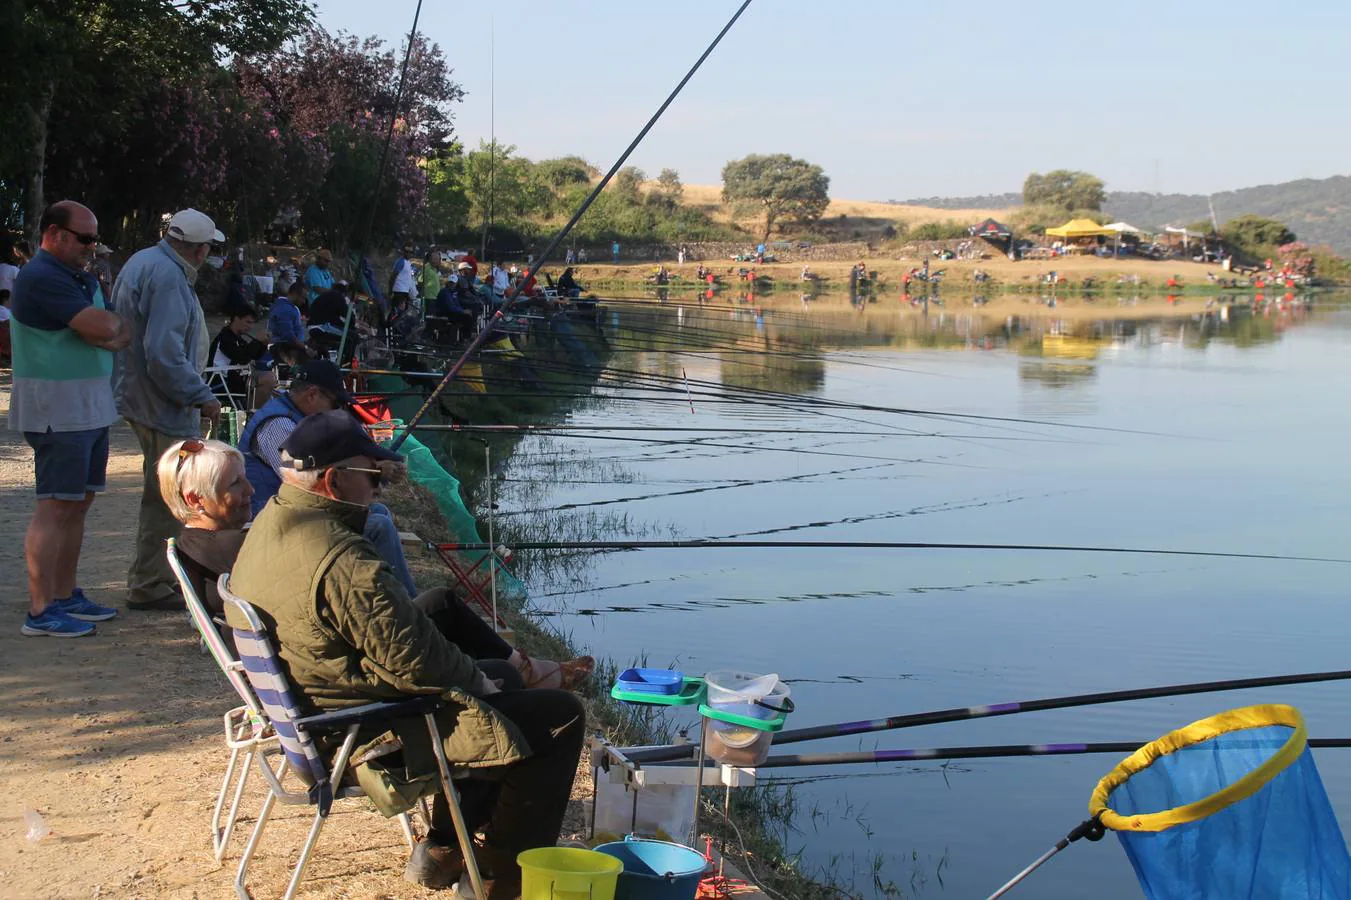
[24,427,110,501]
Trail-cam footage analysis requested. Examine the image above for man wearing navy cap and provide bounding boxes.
[227,411,584,896]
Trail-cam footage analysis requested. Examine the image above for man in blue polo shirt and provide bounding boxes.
[11,200,129,637]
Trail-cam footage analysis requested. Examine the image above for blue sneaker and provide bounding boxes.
[49,588,119,622]
[22,608,96,637]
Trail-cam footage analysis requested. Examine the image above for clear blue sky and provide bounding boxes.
[318,0,1351,200]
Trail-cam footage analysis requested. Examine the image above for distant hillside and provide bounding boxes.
[906,175,1351,253]
[1105,178,1351,252]
[899,193,1022,210]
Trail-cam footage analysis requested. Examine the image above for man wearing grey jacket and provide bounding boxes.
[112,209,223,609]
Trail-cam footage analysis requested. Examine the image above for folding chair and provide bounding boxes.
[219,574,485,900]
[166,538,275,861]
[204,364,253,410]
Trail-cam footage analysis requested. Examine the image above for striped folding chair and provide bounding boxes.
[219,574,485,900]
[166,538,275,861]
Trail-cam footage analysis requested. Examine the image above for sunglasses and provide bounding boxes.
[176,438,205,474]
[60,225,99,246]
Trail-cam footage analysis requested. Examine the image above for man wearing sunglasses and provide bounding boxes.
[112,208,224,610]
[227,411,584,896]
[12,201,130,636]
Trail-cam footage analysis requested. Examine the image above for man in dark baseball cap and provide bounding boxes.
[280,409,400,474]
[227,404,586,898]
[291,359,354,407]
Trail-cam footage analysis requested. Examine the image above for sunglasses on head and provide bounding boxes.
[60,225,99,246]
[175,438,205,474]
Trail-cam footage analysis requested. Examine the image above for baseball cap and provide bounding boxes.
[456,261,472,270]
[291,359,354,406]
[166,208,225,244]
[280,410,402,471]
[316,248,333,261]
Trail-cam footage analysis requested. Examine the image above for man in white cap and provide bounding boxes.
[111,208,224,610]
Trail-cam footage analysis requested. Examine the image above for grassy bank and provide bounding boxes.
[546,255,1335,299]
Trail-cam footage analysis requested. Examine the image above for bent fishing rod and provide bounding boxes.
[390,0,755,450]
[624,666,1351,764]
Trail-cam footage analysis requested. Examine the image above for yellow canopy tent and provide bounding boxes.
[1045,218,1115,239]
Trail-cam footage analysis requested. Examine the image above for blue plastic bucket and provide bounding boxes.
[593,838,708,900]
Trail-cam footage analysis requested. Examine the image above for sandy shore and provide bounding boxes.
[0,374,591,898]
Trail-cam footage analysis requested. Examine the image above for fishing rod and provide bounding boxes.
[390,0,756,450]
[436,538,1351,565]
[409,423,1069,442]
[670,738,1351,769]
[339,0,426,363]
[624,666,1351,764]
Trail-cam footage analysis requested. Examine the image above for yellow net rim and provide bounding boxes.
[1088,703,1306,833]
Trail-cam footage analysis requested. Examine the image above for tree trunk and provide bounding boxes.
[24,80,55,244]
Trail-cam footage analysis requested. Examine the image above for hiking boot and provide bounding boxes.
[49,588,119,622]
[22,608,96,637]
[405,838,468,890]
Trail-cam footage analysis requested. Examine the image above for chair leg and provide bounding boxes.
[234,787,277,900]
[282,728,362,900]
[397,812,416,849]
[218,747,257,861]
[282,809,330,900]
[213,746,242,860]
[424,712,486,900]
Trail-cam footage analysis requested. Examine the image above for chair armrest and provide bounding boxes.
[296,696,442,733]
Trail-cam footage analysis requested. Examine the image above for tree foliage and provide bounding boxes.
[1022,170,1107,212]
[1220,214,1296,256]
[721,153,830,242]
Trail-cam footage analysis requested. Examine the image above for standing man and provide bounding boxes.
[611,240,620,264]
[305,248,334,303]
[112,208,223,610]
[12,201,128,636]
[389,243,416,308]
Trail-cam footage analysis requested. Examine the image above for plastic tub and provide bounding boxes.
[518,847,623,900]
[594,838,708,900]
[615,668,684,696]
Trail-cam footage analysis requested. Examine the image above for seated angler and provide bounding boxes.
[268,281,307,347]
[160,435,589,687]
[225,412,589,894]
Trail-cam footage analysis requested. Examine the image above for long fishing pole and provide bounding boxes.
[390,0,756,450]
[339,0,426,362]
[624,666,1351,764]
[435,538,1351,565]
[671,738,1351,769]
[410,423,1068,441]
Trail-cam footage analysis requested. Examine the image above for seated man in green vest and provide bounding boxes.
[226,411,584,897]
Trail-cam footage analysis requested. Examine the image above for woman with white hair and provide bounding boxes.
[158,439,591,689]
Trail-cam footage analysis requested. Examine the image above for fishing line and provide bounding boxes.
[391,0,756,449]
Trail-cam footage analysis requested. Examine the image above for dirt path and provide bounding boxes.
[0,374,588,899]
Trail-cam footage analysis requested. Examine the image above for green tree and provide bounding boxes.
[612,166,646,203]
[1,0,312,234]
[721,153,830,242]
[1022,170,1107,212]
[654,168,684,203]
[1220,214,1296,255]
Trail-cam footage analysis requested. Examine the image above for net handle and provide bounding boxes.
[1089,703,1307,833]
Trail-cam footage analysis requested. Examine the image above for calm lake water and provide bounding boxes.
[500,294,1351,898]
